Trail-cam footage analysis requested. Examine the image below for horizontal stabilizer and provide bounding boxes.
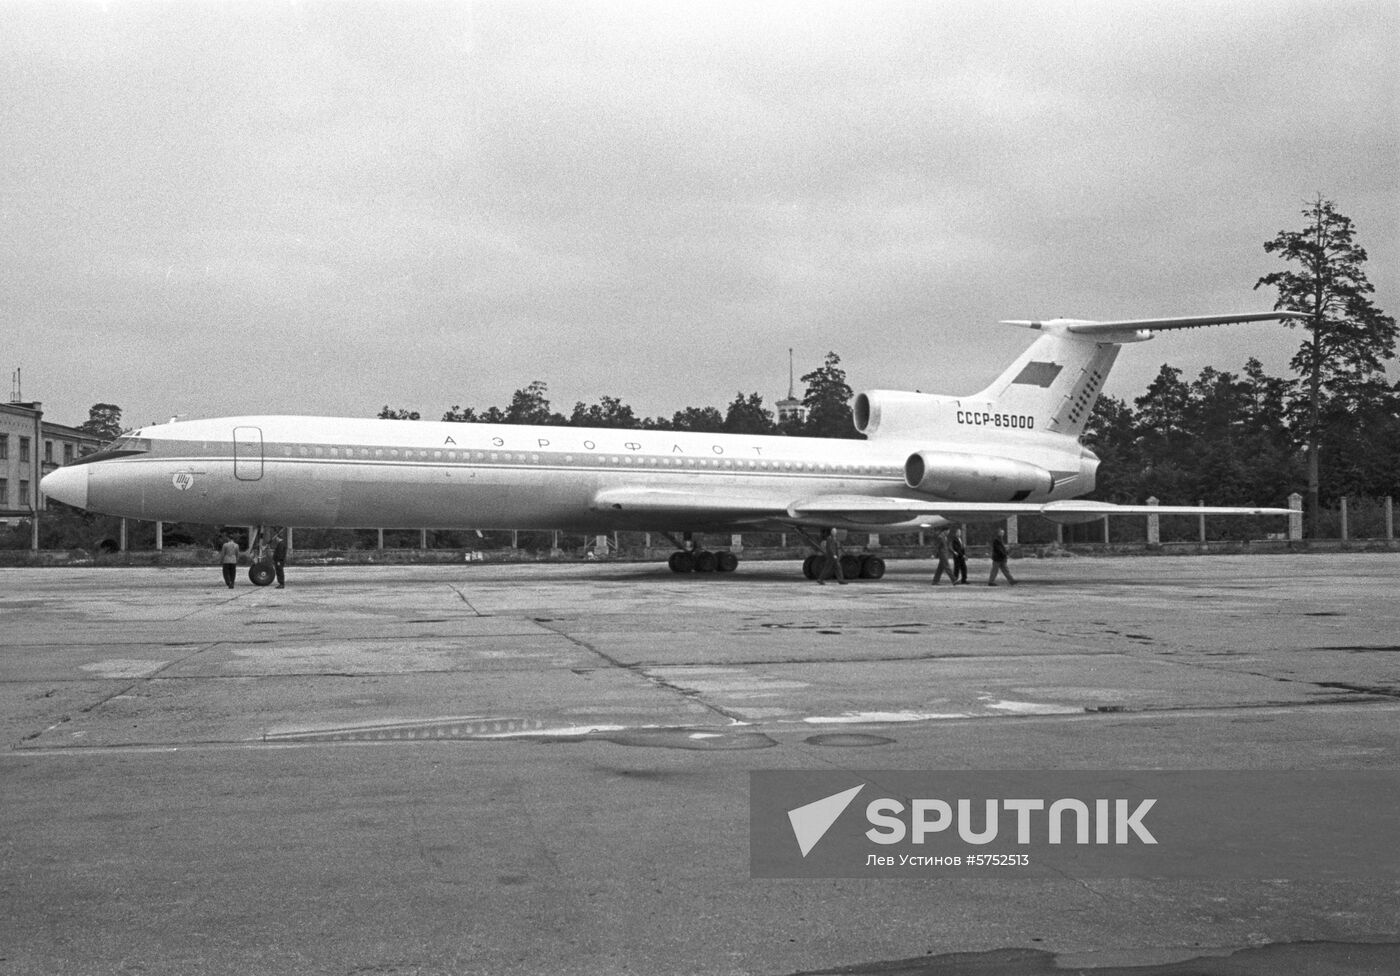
[1000,311,1308,336]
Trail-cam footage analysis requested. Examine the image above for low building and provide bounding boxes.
[1,401,108,526]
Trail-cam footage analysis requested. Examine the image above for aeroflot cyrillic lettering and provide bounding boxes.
[420,436,778,461]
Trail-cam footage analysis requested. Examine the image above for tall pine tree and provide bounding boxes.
[1255,197,1397,534]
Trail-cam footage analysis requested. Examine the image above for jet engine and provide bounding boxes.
[853,391,944,438]
[904,451,1054,502]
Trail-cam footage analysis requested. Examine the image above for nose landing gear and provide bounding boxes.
[246,524,277,587]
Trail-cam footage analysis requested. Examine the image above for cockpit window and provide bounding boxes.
[68,436,153,466]
[106,435,152,453]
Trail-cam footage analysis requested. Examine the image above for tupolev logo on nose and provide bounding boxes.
[787,784,864,857]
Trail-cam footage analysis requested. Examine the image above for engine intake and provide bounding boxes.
[853,390,945,438]
[905,451,1054,502]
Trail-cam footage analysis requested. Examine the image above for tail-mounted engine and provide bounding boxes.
[853,391,945,439]
[904,451,1054,502]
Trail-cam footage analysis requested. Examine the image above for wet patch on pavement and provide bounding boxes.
[804,732,896,747]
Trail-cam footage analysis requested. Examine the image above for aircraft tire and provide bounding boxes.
[248,560,276,587]
[715,551,739,573]
[859,555,886,580]
[668,551,695,573]
[839,554,862,579]
[802,554,818,579]
[693,550,719,573]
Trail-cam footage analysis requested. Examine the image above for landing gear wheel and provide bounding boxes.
[715,551,739,573]
[249,560,276,587]
[668,551,695,573]
[802,554,820,580]
[839,554,861,580]
[693,550,718,573]
[859,555,886,580]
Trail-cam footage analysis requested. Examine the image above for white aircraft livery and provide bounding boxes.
[41,312,1301,582]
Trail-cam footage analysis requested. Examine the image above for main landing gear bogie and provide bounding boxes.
[668,549,740,574]
[802,553,886,581]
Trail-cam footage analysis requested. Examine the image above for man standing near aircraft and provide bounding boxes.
[950,527,968,584]
[816,529,847,585]
[930,528,954,585]
[219,534,241,589]
[988,529,1016,586]
[272,531,288,589]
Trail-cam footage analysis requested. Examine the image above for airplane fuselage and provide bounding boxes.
[56,414,1092,534]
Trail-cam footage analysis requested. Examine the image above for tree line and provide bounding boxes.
[378,352,862,440]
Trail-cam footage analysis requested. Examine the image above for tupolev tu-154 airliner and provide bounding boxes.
[42,312,1302,584]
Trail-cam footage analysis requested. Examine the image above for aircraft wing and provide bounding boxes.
[785,495,1294,526]
[596,488,1293,530]
[591,487,793,523]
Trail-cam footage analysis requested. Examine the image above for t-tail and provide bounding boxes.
[856,311,1305,443]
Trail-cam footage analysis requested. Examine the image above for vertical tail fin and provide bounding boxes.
[974,327,1123,438]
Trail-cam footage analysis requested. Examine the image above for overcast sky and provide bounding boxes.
[4,1,1396,430]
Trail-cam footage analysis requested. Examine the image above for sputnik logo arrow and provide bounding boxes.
[787,784,864,857]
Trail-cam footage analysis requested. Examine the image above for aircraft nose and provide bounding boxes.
[41,465,89,510]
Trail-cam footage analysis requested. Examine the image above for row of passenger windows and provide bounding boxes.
[274,444,897,476]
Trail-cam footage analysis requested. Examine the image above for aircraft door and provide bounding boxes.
[233,426,264,481]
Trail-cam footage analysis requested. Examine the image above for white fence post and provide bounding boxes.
[1288,493,1303,541]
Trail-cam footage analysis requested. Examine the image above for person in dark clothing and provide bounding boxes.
[272,532,288,589]
[816,529,847,585]
[930,528,954,585]
[950,527,968,584]
[219,534,240,589]
[988,528,1017,586]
